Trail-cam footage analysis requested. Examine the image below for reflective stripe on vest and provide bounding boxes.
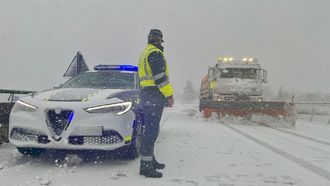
[141,155,153,161]
[154,72,166,80]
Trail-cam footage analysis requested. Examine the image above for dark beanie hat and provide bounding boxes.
[148,29,164,42]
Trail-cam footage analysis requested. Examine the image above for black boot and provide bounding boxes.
[153,156,165,169]
[139,161,162,178]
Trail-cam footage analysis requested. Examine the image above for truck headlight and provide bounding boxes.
[84,102,132,115]
[12,100,38,112]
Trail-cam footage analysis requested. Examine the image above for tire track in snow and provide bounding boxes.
[222,123,330,182]
[264,126,330,147]
[253,126,330,157]
[248,118,330,147]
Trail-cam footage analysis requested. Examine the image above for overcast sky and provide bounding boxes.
[0,0,329,95]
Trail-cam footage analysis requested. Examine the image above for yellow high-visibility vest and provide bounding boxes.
[138,44,174,98]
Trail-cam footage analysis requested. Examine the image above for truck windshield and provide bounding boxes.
[62,71,136,89]
[220,68,257,79]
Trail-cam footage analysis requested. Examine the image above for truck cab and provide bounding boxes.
[207,57,268,102]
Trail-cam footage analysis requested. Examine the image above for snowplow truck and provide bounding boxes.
[199,57,296,125]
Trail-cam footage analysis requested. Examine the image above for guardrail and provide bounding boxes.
[0,89,36,102]
[295,102,330,125]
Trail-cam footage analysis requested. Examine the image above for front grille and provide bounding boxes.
[38,135,50,144]
[84,136,122,145]
[69,130,123,145]
[46,109,73,136]
[10,128,50,144]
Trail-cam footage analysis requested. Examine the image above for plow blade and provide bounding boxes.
[200,100,296,126]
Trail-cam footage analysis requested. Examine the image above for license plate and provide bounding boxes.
[71,126,103,136]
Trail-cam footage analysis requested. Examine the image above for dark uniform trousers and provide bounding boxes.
[140,86,166,158]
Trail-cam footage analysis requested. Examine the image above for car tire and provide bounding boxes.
[119,122,143,160]
[17,147,45,156]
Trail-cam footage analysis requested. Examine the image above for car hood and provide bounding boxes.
[32,88,127,102]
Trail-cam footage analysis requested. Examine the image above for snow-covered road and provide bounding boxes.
[1,104,330,186]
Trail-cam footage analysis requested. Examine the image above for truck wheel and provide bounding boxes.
[17,147,45,156]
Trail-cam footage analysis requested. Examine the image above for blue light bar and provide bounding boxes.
[94,65,138,72]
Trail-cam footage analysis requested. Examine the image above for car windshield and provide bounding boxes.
[62,71,136,89]
[220,68,257,79]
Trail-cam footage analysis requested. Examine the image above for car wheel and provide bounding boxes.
[17,147,45,156]
[120,122,142,160]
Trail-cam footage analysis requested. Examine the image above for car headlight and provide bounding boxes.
[84,102,132,115]
[12,100,38,112]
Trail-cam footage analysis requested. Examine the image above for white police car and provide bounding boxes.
[9,64,142,159]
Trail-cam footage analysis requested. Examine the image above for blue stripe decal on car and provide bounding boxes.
[64,112,74,131]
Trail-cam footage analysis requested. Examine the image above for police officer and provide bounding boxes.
[138,29,174,178]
